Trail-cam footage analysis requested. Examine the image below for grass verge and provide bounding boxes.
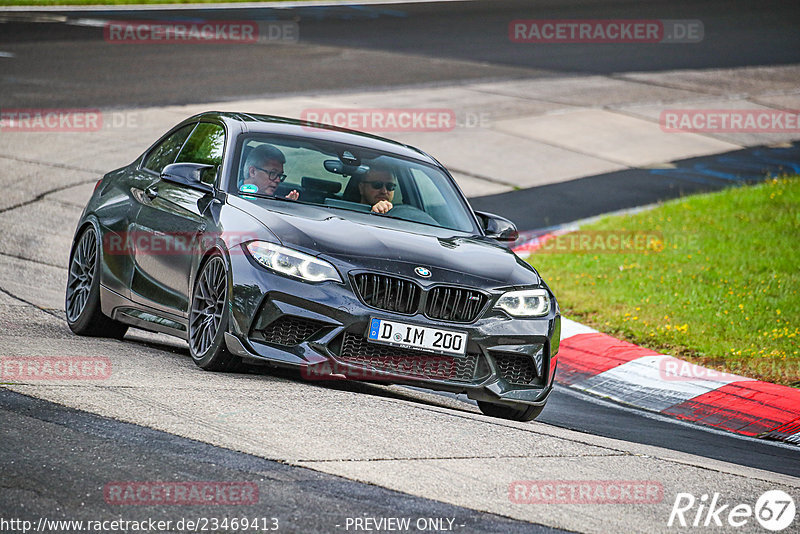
[527,176,799,386]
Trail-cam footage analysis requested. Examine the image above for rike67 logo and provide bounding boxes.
[668,490,795,531]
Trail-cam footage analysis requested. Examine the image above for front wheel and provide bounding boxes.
[65,226,128,339]
[188,254,241,372]
[477,400,545,422]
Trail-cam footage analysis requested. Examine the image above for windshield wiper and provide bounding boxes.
[239,191,301,203]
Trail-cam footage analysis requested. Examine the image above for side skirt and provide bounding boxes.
[100,285,188,340]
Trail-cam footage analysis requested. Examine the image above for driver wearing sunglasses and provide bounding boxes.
[358,167,397,214]
[242,144,299,200]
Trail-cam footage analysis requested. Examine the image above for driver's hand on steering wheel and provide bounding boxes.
[371,200,393,214]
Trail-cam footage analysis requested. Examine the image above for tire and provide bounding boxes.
[188,254,241,372]
[477,400,545,422]
[65,226,128,339]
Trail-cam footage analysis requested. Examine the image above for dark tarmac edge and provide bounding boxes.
[469,142,800,232]
[0,388,566,534]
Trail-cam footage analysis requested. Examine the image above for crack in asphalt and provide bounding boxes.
[0,250,65,270]
[0,285,62,320]
[0,153,106,175]
[46,197,90,210]
[0,152,102,216]
[0,176,97,216]
[0,155,76,315]
[608,72,727,98]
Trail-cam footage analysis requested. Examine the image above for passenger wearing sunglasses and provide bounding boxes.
[242,144,299,200]
[358,168,397,214]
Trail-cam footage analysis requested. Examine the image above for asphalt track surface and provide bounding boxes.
[1,0,800,531]
[0,389,556,533]
[1,0,799,108]
[472,142,800,231]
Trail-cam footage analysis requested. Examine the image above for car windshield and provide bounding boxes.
[231,134,478,233]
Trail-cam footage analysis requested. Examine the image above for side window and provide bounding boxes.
[176,123,226,185]
[411,168,446,209]
[142,124,195,174]
[410,168,469,229]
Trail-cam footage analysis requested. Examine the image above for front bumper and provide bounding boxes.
[226,253,560,406]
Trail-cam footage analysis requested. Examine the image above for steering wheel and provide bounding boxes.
[386,204,439,225]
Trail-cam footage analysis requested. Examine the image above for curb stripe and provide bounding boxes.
[554,320,799,444]
[576,355,750,412]
[556,333,659,385]
[559,317,598,339]
[762,418,800,444]
[663,380,800,437]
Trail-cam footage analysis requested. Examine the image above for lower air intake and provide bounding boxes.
[492,352,539,384]
[253,315,328,346]
[338,332,478,382]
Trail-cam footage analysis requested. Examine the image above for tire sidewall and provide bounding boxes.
[66,224,102,333]
[189,254,230,367]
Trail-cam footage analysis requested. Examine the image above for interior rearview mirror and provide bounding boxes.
[324,159,369,177]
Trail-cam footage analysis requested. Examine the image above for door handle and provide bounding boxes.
[145,185,158,200]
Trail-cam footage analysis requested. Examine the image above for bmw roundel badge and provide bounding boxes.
[414,266,432,278]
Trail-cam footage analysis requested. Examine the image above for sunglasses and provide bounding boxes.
[254,166,287,182]
[365,181,397,191]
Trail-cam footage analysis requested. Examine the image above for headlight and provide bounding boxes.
[495,288,551,317]
[245,241,341,283]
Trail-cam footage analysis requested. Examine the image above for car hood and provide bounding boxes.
[235,200,540,287]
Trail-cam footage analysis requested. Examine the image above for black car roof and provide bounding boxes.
[190,111,440,166]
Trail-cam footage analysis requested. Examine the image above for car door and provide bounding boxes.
[130,122,225,317]
[102,123,195,300]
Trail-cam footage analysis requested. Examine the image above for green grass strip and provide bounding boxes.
[529,176,800,386]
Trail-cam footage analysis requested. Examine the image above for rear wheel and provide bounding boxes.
[188,254,241,371]
[477,400,545,422]
[65,226,128,339]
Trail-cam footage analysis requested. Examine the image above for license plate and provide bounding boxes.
[366,318,468,356]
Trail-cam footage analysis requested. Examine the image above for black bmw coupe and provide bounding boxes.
[66,112,560,421]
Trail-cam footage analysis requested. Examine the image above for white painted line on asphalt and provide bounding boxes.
[0,52,15,58]
[66,18,107,28]
[0,0,481,12]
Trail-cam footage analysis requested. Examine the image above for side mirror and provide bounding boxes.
[475,211,519,242]
[161,163,215,192]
